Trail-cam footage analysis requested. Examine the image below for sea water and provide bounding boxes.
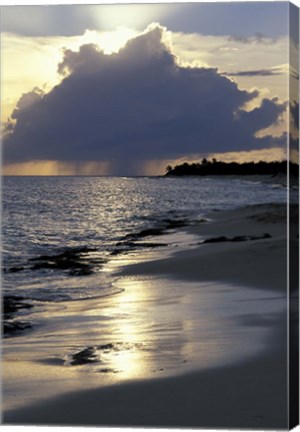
[2,175,288,303]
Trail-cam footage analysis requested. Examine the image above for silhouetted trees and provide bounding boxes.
[165,159,299,177]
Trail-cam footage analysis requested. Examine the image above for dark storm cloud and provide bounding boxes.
[3,25,286,174]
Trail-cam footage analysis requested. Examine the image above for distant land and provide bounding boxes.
[165,159,299,177]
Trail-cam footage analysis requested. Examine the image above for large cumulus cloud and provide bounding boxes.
[3,25,286,174]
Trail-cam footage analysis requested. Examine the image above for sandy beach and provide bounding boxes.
[2,202,296,429]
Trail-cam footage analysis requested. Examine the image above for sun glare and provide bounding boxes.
[89,4,171,32]
[80,28,138,54]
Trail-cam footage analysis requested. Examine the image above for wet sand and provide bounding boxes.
[2,203,294,429]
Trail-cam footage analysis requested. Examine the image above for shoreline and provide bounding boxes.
[2,202,293,429]
[118,203,290,292]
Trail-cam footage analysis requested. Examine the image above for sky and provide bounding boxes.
[1,1,299,176]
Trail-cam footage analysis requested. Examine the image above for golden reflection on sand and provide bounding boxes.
[104,286,149,379]
[3,275,285,412]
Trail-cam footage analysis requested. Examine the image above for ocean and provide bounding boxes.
[3,175,288,303]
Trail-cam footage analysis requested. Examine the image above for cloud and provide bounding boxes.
[1,28,141,124]
[169,32,289,102]
[224,68,283,77]
[208,147,286,164]
[228,33,277,45]
[3,24,286,175]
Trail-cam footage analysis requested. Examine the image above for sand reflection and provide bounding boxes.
[3,276,285,412]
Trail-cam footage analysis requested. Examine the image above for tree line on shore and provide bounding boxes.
[165,159,299,177]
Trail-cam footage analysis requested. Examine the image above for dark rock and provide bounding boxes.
[70,346,99,366]
[163,219,189,229]
[124,228,165,240]
[111,241,167,256]
[202,233,272,244]
[230,235,249,242]
[258,233,272,239]
[136,242,167,248]
[231,233,271,242]
[29,247,98,262]
[3,296,34,337]
[3,320,32,336]
[110,249,126,256]
[97,342,143,352]
[203,236,228,244]
[69,342,143,367]
[3,295,33,320]
[115,241,165,248]
[7,266,25,273]
[69,267,94,276]
[28,247,105,276]
[98,343,114,351]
